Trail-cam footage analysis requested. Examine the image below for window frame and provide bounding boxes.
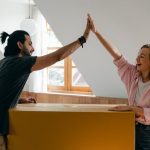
[47,47,91,93]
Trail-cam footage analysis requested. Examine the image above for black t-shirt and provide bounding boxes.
[0,55,37,135]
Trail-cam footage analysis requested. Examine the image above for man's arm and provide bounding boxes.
[31,16,90,72]
[18,97,36,104]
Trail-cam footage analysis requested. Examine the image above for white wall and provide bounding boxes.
[0,0,28,32]
[34,0,150,98]
[0,0,28,53]
[0,0,45,92]
[1,0,150,98]
[0,0,29,90]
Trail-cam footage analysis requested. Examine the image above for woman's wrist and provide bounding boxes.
[131,106,144,117]
[94,30,99,35]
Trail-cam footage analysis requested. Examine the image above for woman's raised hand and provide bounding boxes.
[88,13,97,33]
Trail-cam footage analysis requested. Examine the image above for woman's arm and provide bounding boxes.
[32,15,90,72]
[88,14,121,60]
[109,105,144,118]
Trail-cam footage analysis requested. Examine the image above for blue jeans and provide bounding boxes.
[136,123,150,150]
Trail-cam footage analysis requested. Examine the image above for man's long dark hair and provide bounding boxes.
[0,30,29,57]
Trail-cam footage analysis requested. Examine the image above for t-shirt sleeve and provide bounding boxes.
[12,56,37,76]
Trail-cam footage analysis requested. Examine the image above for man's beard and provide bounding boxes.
[23,49,31,56]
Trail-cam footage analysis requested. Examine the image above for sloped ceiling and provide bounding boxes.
[34,0,150,98]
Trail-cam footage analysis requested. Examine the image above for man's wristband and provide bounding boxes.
[78,36,86,48]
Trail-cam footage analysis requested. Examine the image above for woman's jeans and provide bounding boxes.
[136,123,150,150]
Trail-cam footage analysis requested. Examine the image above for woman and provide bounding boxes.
[88,14,150,150]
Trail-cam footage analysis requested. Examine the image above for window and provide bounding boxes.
[46,23,91,93]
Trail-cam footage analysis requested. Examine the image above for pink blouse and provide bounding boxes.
[114,56,150,125]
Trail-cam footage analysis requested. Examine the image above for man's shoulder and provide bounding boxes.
[0,56,37,69]
[0,56,36,62]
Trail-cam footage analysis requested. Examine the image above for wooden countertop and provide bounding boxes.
[10,103,129,112]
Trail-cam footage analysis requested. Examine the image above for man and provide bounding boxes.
[0,15,90,149]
